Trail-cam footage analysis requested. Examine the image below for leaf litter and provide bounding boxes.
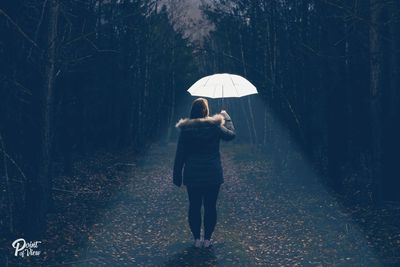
[2,143,399,266]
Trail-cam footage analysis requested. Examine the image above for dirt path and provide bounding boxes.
[5,143,399,266]
[77,143,383,266]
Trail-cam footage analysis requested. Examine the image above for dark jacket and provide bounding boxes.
[173,111,235,187]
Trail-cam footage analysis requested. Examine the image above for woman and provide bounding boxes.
[173,97,236,248]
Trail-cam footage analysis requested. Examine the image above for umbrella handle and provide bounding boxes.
[221,85,225,111]
[220,98,226,112]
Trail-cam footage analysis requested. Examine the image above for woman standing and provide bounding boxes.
[173,98,236,248]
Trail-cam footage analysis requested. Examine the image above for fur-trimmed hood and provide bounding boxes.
[175,114,225,129]
[175,114,225,140]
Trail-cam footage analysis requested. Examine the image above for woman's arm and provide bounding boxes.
[219,110,236,141]
[173,132,185,187]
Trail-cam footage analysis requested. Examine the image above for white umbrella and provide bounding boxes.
[187,73,258,99]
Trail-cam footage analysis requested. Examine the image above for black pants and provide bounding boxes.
[186,184,221,240]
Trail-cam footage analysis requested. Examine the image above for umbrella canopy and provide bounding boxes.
[187,73,258,99]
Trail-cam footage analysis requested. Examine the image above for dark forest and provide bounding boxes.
[1,0,400,266]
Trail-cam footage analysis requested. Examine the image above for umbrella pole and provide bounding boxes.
[221,85,224,111]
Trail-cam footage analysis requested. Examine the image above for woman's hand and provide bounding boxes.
[219,110,235,140]
[220,110,231,120]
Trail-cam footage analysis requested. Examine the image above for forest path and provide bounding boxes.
[72,143,383,266]
[14,143,399,267]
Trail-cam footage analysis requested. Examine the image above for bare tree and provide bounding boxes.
[369,0,383,202]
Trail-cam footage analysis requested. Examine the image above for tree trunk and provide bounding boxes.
[384,1,400,200]
[0,132,14,234]
[239,33,257,144]
[369,0,383,202]
[35,0,59,234]
[166,45,176,143]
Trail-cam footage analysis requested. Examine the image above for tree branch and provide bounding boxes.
[0,8,40,50]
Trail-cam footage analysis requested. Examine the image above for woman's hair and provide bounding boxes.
[190,98,210,119]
